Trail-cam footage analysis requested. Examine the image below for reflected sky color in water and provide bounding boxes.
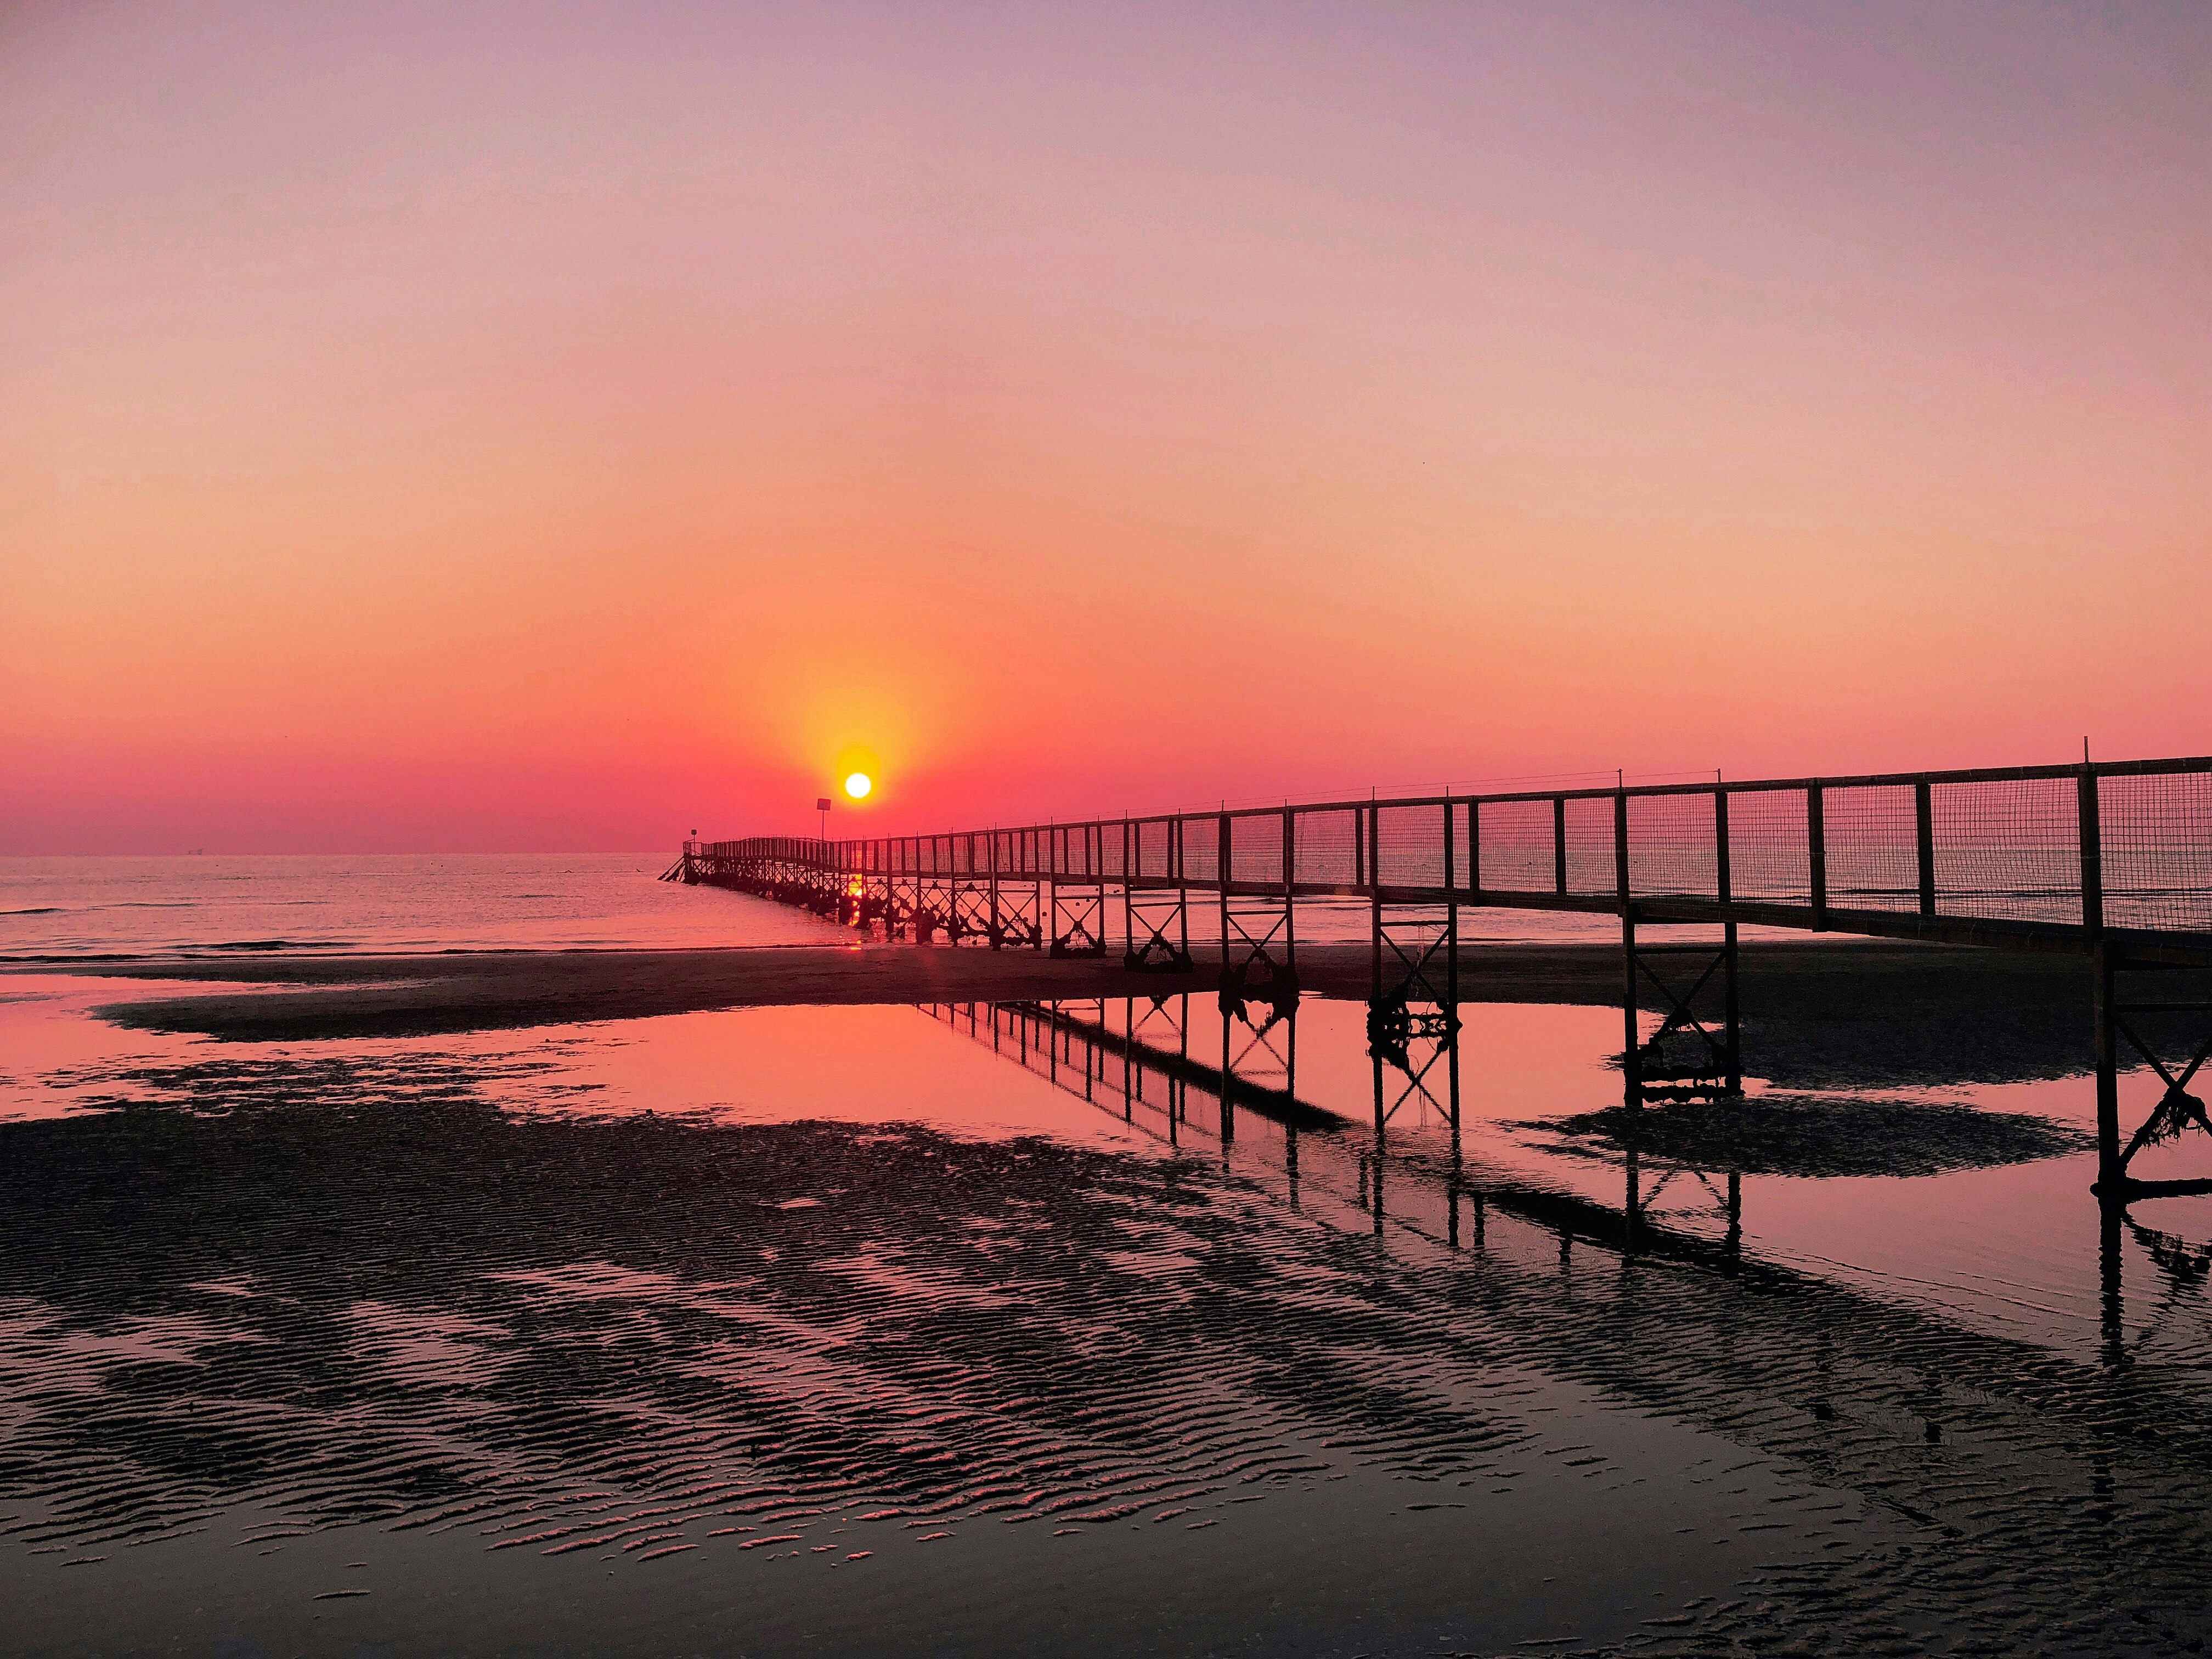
[6,980,2212,1654]
[0,855,856,958]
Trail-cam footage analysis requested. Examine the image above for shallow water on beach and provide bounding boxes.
[6,978,2212,1655]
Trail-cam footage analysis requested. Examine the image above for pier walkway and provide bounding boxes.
[673,755,2212,1203]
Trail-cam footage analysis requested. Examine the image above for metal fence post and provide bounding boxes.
[1716,788,1740,1092]
[1617,788,1640,1108]
[1369,799,1383,1003]
[2080,767,2120,1195]
[1915,781,1936,917]
[1443,794,1459,1009]
[1808,782,1828,929]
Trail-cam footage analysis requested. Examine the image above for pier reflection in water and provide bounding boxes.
[923,991,2120,1291]
[5,983,2212,1654]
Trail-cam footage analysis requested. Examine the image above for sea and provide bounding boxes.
[5,855,2212,1656]
[0,853,1648,960]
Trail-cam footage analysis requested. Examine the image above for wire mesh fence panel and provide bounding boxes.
[1728,788,1811,904]
[1182,816,1220,885]
[711,758,2212,946]
[1824,785,1919,912]
[1228,813,1285,886]
[1451,803,1475,891]
[1477,799,1554,893]
[1294,807,1360,887]
[1932,778,2079,924]
[1136,820,1175,880]
[1375,803,1447,888]
[1627,792,1720,898]
[2100,771,2212,934]
[1564,798,1613,896]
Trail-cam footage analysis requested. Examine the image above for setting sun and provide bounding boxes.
[843,772,872,800]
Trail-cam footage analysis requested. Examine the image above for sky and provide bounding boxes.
[5,1,2209,851]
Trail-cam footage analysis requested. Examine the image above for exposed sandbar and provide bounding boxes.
[16,938,2150,1090]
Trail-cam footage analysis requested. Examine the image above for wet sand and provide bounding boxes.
[31,938,2133,1088]
[8,972,2212,1656]
[4,1026,2209,1657]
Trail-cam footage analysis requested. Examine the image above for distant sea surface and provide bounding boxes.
[1,853,1656,960]
[0,854,856,958]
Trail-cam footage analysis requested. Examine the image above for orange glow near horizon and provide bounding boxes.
[5,4,2210,853]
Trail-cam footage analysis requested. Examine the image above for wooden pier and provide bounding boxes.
[672,755,2212,1205]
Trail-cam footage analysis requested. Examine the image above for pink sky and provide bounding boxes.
[5,2,2208,852]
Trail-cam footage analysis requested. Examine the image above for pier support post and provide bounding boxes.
[1366,794,1462,1131]
[1217,809,1298,1010]
[1621,905,1642,1109]
[1122,817,1194,972]
[2094,939,2121,1195]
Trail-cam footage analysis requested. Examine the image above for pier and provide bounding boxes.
[673,755,2212,1204]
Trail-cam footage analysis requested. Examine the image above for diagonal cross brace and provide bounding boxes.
[1634,947,1728,1063]
[2113,1015,2212,1171]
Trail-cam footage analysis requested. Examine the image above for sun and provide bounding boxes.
[843,771,873,800]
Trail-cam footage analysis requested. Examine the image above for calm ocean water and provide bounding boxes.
[0,855,1641,959]
[0,854,854,958]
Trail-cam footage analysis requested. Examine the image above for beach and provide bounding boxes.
[3,943,2211,1656]
[8,872,2212,1657]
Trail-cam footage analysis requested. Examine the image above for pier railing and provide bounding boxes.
[681,754,2212,1204]
[687,755,2212,958]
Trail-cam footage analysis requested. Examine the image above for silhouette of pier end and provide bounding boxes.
[679,755,2212,1204]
